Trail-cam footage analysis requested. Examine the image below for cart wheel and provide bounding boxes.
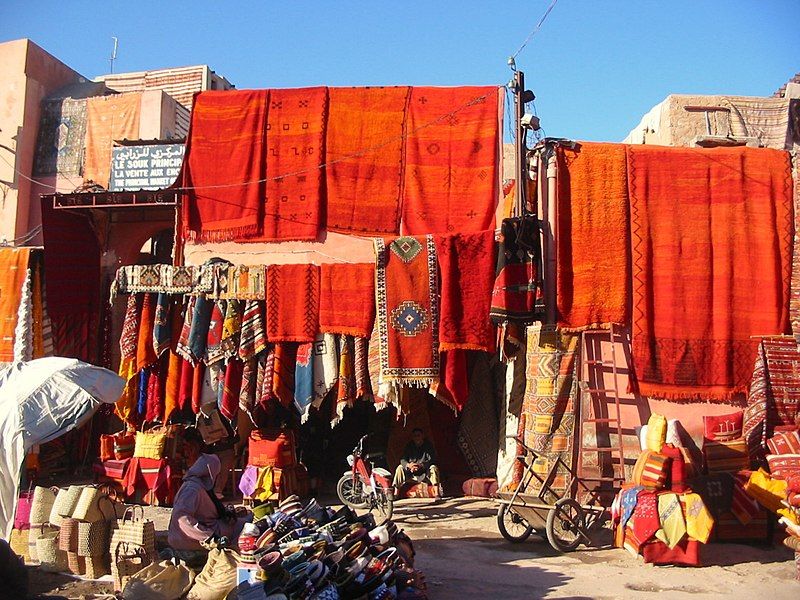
[546,498,585,552]
[497,503,534,543]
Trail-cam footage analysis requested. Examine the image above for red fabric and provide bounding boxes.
[430,350,469,412]
[136,293,158,370]
[249,87,327,242]
[660,444,687,493]
[766,454,800,478]
[266,264,320,342]
[123,457,174,505]
[435,231,496,352]
[703,411,744,441]
[628,146,793,400]
[402,87,499,235]
[178,358,194,412]
[191,361,206,414]
[767,429,800,455]
[145,354,167,423]
[325,86,409,235]
[318,263,375,337]
[181,90,268,241]
[221,359,243,421]
[632,491,660,542]
[272,343,297,408]
[375,236,440,386]
[641,539,700,566]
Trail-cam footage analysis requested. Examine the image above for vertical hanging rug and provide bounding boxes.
[375,235,440,387]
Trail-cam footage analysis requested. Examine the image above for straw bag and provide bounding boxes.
[50,485,83,525]
[37,530,68,573]
[134,427,168,460]
[115,506,156,554]
[196,407,229,446]
[14,485,33,530]
[29,485,59,525]
[186,548,238,600]
[78,519,111,557]
[67,551,86,575]
[28,524,57,562]
[9,529,30,564]
[86,554,110,579]
[73,485,115,522]
[59,517,80,552]
[122,560,195,600]
[113,542,152,592]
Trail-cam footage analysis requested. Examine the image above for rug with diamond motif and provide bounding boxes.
[375,235,440,386]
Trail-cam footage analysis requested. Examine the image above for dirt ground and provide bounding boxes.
[26,497,799,599]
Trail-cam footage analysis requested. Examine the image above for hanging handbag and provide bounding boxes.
[122,559,195,600]
[14,485,33,530]
[196,406,229,446]
[29,485,59,526]
[134,427,168,460]
[72,483,116,522]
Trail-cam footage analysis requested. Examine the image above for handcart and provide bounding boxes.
[495,435,609,552]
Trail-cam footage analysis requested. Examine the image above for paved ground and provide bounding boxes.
[26,496,800,599]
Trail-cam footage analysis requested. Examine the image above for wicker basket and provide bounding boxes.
[9,529,30,564]
[66,551,86,576]
[49,485,83,526]
[112,542,152,592]
[28,524,57,563]
[37,531,67,573]
[77,520,110,557]
[29,486,58,526]
[59,517,80,552]
[85,554,110,579]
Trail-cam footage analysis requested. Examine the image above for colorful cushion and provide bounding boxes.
[703,411,743,441]
[632,450,671,490]
[766,454,800,479]
[766,430,800,455]
[702,439,749,473]
[645,414,667,452]
[660,444,686,492]
[745,468,788,513]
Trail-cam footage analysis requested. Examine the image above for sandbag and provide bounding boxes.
[186,548,237,600]
[122,559,194,600]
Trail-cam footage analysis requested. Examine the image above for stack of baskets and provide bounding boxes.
[110,506,157,591]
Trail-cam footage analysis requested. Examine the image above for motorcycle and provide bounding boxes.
[336,435,394,523]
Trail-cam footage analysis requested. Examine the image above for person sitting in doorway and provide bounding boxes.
[393,428,442,498]
[167,452,249,567]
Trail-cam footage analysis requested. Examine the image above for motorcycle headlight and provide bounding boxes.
[346,455,355,466]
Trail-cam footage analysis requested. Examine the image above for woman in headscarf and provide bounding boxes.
[167,453,248,565]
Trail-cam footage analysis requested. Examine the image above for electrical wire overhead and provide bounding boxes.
[509,0,559,65]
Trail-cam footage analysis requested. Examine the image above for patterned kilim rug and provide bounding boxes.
[521,324,580,493]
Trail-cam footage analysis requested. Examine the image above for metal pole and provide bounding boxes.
[514,71,527,215]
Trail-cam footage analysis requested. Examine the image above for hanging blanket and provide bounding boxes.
[163,308,184,423]
[181,90,268,242]
[249,86,327,242]
[744,337,800,458]
[221,359,243,421]
[205,301,226,365]
[258,347,277,408]
[84,93,141,188]
[313,333,339,408]
[224,266,266,300]
[0,248,32,362]
[152,293,173,357]
[295,342,314,420]
[116,265,195,294]
[335,335,357,423]
[402,86,499,234]
[34,97,87,176]
[186,296,214,365]
[176,295,196,362]
[489,217,537,323]
[556,142,629,330]
[117,294,142,424]
[354,336,371,398]
[221,299,243,360]
[266,264,320,342]
[435,230,496,352]
[136,293,158,370]
[521,324,580,493]
[318,263,375,338]
[239,356,258,419]
[457,354,499,477]
[375,235,440,386]
[628,145,793,400]
[325,86,409,234]
[239,300,267,360]
[272,343,296,408]
[429,350,469,412]
[145,355,167,423]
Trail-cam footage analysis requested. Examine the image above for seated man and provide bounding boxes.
[393,428,442,497]
[167,453,249,567]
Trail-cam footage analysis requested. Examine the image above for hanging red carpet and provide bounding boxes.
[375,235,440,386]
[318,263,375,338]
[325,86,409,235]
[266,265,320,342]
[435,230,496,352]
[402,86,500,234]
[181,90,268,242]
[628,145,793,400]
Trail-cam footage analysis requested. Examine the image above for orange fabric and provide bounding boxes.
[0,248,31,361]
[318,263,375,337]
[402,87,500,235]
[628,146,793,400]
[556,142,629,330]
[325,86,409,235]
[248,87,327,242]
[84,93,141,188]
[265,264,320,342]
[163,302,183,423]
[136,293,158,371]
[272,343,297,408]
[182,90,268,241]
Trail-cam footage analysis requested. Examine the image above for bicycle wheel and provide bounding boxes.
[497,503,534,543]
[336,474,369,509]
[546,498,585,552]
[370,481,394,524]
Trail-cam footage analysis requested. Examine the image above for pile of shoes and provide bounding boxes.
[233,495,428,599]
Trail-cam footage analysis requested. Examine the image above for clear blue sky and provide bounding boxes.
[2,1,797,142]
